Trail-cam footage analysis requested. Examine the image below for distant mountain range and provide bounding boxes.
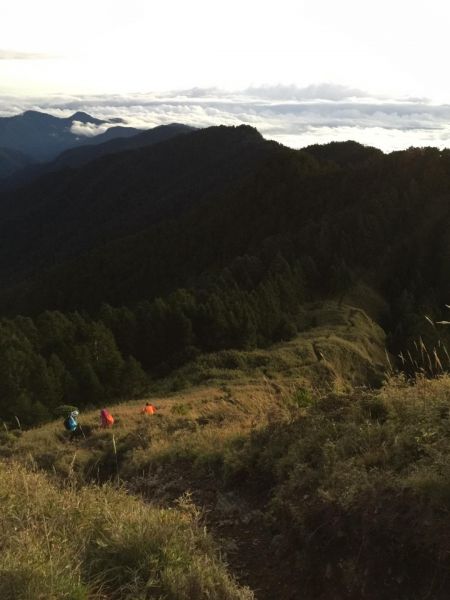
[50,123,195,170]
[0,110,145,165]
[0,125,272,307]
[0,117,449,374]
[0,114,195,189]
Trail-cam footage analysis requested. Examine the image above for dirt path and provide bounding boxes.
[132,469,301,599]
[208,504,301,600]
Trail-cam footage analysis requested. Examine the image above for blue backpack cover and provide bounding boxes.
[64,415,77,431]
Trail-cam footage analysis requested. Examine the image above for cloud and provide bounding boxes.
[2,85,450,152]
[0,49,53,60]
[244,83,369,101]
[70,121,111,137]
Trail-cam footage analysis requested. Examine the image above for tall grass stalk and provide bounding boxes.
[112,433,119,485]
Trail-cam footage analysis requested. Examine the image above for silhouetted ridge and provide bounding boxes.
[69,111,103,124]
[304,140,383,168]
[0,110,141,164]
[21,110,103,125]
[50,123,194,170]
[0,123,282,307]
[21,110,60,121]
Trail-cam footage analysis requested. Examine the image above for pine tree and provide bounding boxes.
[121,356,148,398]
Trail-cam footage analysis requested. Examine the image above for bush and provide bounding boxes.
[360,395,389,422]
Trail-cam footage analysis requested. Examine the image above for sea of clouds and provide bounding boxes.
[1,83,450,152]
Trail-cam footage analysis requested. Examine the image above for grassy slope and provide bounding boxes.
[5,374,450,599]
[7,302,437,599]
[0,462,252,600]
[166,300,388,391]
[0,302,388,478]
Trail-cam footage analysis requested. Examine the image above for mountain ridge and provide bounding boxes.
[0,109,142,163]
[0,128,449,391]
[0,124,274,298]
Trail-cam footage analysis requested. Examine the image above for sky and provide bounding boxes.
[1,0,450,151]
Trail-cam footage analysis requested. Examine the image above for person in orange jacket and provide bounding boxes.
[141,402,156,415]
[100,408,115,427]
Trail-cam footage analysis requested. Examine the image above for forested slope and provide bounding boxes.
[1,126,450,424]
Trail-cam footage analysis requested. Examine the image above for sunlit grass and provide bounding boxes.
[0,461,253,600]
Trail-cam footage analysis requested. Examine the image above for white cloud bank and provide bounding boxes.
[2,84,450,152]
[70,121,112,137]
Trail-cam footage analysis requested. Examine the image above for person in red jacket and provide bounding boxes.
[100,408,115,428]
[141,402,156,415]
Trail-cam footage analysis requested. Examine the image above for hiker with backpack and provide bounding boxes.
[100,408,115,428]
[141,402,156,415]
[64,410,79,440]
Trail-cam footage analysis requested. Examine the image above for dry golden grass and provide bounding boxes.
[0,461,253,600]
[2,380,299,481]
[6,365,450,598]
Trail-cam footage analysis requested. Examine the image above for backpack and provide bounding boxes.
[64,415,77,431]
[100,409,114,426]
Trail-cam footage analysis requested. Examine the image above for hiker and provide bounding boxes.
[100,408,115,428]
[141,402,156,415]
[64,410,79,440]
